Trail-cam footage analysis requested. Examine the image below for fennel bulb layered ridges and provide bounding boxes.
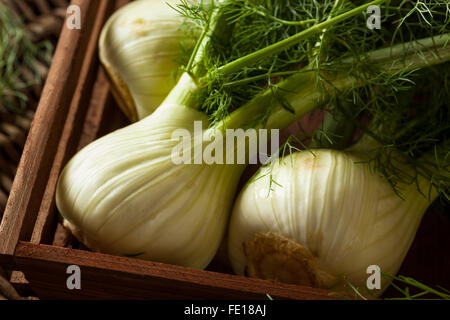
[228,149,436,294]
[99,0,194,121]
[56,80,244,269]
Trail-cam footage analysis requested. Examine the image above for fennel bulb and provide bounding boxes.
[56,74,245,269]
[99,0,195,121]
[227,149,438,295]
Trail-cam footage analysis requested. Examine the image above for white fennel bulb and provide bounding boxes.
[56,74,244,269]
[99,0,196,121]
[228,149,438,295]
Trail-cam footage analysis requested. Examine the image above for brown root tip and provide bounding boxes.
[101,64,138,123]
[62,219,102,253]
[243,232,336,288]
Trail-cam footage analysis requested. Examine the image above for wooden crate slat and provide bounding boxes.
[14,242,336,300]
[30,1,117,246]
[77,69,115,151]
[9,271,36,298]
[0,0,103,256]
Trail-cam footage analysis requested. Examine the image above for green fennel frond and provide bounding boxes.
[174,0,449,126]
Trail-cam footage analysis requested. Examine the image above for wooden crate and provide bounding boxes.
[0,0,448,300]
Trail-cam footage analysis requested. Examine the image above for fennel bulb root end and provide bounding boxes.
[102,64,138,122]
[243,232,337,288]
[62,218,103,253]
